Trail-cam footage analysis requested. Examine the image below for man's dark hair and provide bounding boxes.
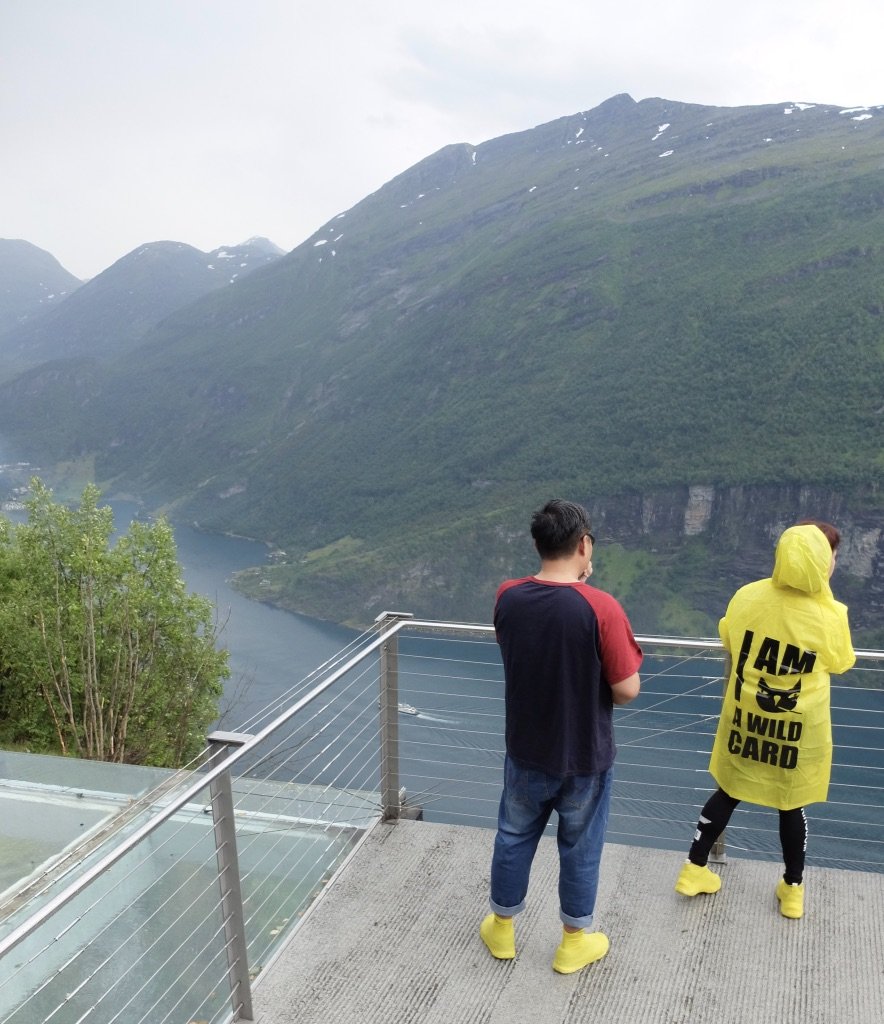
[530,499,592,559]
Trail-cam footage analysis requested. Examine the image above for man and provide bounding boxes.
[481,498,642,973]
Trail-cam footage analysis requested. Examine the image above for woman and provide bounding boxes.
[675,521,856,919]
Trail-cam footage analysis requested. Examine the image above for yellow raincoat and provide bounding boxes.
[709,525,856,809]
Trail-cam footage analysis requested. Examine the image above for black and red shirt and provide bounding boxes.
[494,577,643,776]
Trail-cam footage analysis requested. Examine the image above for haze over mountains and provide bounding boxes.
[0,94,882,640]
[0,237,283,374]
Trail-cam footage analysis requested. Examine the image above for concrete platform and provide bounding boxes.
[252,818,883,1024]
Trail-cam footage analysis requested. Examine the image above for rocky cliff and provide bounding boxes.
[585,483,881,641]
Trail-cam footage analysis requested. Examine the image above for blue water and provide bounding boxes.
[164,519,356,728]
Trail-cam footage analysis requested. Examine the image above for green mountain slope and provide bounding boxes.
[0,95,882,633]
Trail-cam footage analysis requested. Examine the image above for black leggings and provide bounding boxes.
[688,788,807,885]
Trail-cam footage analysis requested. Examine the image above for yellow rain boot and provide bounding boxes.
[552,928,609,974]
[675,861,722,896]
[480,913,515,959]
[776,879,804,919]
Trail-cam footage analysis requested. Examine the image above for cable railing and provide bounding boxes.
[391,624,882,872]
[0,614,880,1024]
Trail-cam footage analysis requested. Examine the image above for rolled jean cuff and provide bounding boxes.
[560,909,594,929]
[489,897,525,917]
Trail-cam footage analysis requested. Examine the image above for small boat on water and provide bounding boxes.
[398,703,419,716]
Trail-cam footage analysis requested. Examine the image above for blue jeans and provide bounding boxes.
[489,756,613,928]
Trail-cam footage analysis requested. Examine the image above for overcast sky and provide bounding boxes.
[2,1,882,280]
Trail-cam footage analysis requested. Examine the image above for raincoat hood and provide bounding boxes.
[771,525,833,595]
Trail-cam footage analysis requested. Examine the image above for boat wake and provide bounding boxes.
[411,712,457,724]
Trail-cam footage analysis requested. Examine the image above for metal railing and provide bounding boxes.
[0,614,880,1024]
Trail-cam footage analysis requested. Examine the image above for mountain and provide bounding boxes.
[0,239,82,340]
[0,237,284,375]
[0,95,882,639]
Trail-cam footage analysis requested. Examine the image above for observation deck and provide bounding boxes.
[0,617,881,1024]
[251,817,881,1024]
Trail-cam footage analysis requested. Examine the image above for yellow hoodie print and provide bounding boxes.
[709,525,856,809]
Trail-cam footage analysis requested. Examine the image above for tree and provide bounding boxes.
[0,479,228,766]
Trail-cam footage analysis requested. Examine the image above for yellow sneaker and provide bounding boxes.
[776,879,804,919]
[552,929,609,974]
[480,913,515,959]
[675,861,722,896]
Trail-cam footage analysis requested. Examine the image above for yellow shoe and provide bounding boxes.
[675,861,722,896]
[776,879,804,919]
[480,913,515,959]
[552,929,609,974]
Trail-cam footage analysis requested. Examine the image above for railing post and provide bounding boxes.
[708,653,732,864]
[375,612,413,820]
[207,730,255,1022]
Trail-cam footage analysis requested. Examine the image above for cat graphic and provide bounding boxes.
[756,676,801,713]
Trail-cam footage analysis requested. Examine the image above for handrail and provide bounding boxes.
[0,620,396,961]
[406,618,883,660]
